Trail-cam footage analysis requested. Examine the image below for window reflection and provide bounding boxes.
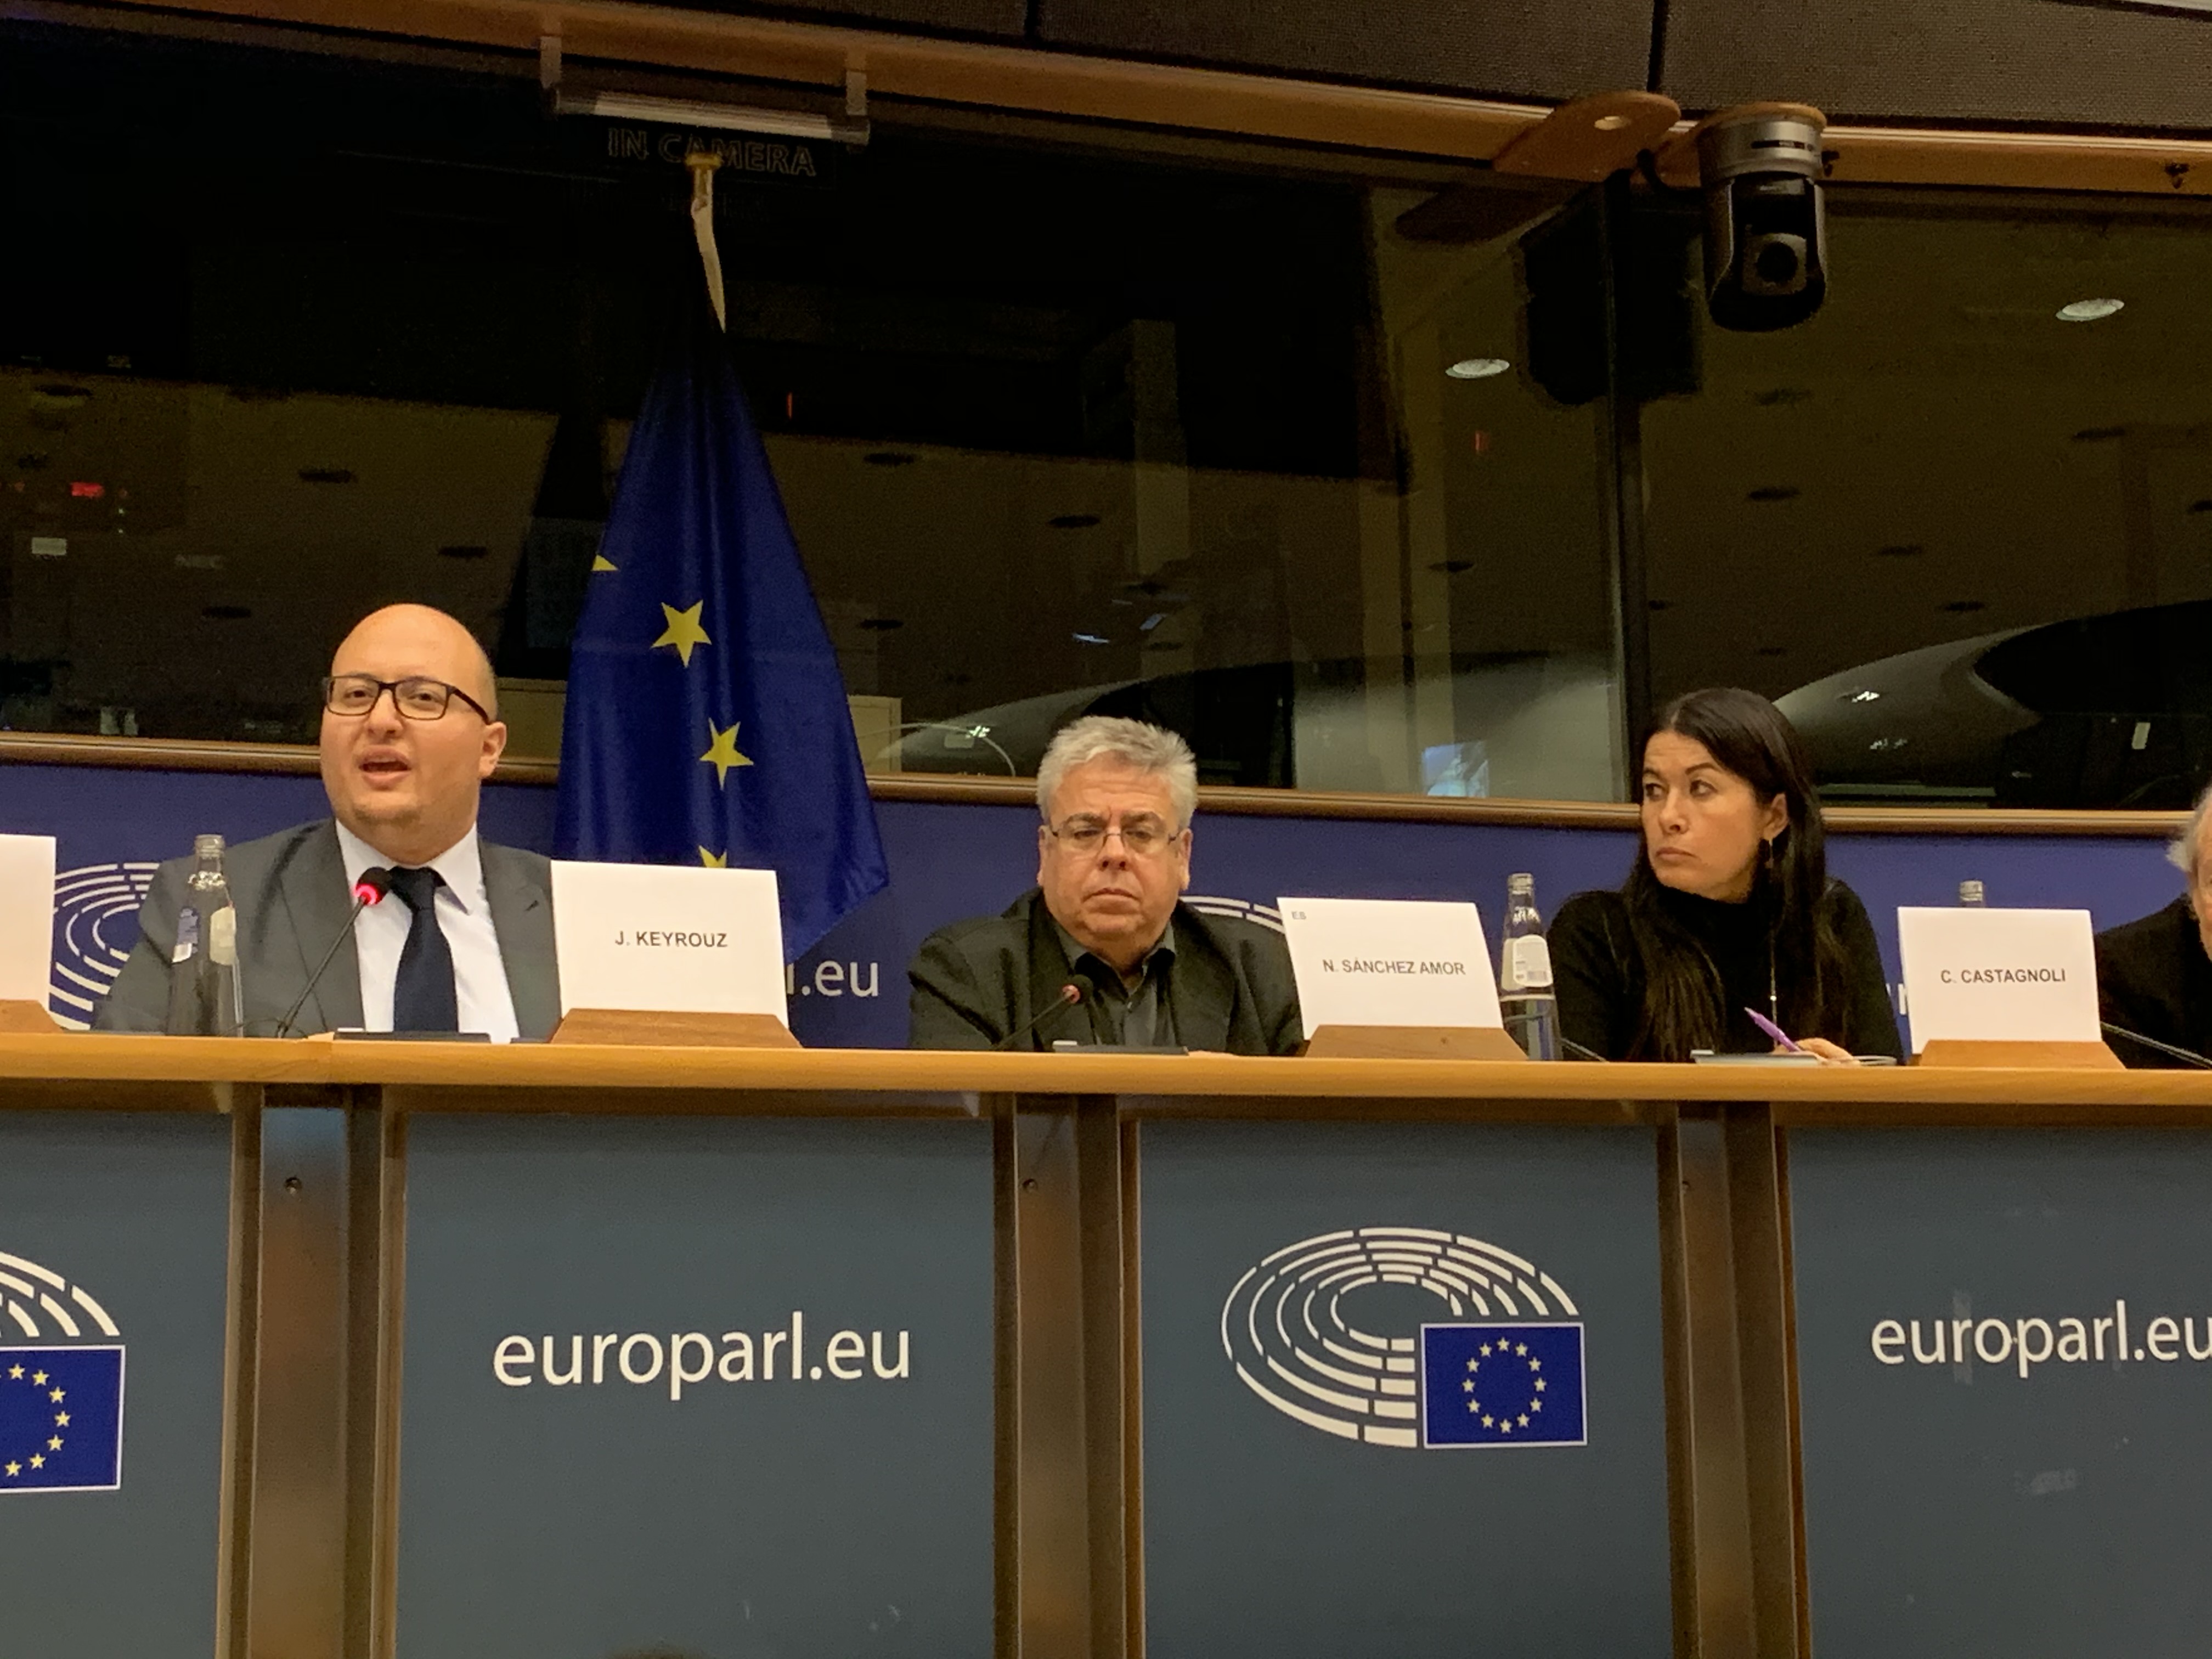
[1640,189,2212,808]
[0,19,1627,799]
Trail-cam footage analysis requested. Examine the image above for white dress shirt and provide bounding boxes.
[334,821,521,1043]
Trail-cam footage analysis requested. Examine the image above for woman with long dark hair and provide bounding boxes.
[1552,687,1901,1063]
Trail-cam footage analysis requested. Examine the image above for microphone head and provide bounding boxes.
[354,867,393,906]
[1059,982,1084,1005]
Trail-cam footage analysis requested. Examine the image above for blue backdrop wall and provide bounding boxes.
[0,761,2185,1048]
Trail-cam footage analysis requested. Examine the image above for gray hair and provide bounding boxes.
[1035,716,1198,827]
[2170,780,2212,880]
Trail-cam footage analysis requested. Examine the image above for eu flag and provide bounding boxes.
[0,1346,124,1492]
[1420,1322,1585,1448]
[555,231,889,961]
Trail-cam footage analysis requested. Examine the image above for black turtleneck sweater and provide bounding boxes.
[1550,880,1903,1062]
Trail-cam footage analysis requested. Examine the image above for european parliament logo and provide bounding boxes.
[1221,1226,1585,1451]
[0,1250,126,1493]
[48,861,159,1030]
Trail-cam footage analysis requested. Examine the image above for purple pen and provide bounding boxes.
[1743,1007,1807,1053]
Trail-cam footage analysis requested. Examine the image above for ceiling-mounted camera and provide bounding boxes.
[1696,104,1827,332]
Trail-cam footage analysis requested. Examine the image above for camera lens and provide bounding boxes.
[1754,239,1802,286]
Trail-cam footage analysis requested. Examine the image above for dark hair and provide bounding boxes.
[1623,687,1847,1059]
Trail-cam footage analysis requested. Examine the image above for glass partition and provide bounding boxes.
[18,19,2212,808]
[0,19,1626,798]
[1636,187,2212,808]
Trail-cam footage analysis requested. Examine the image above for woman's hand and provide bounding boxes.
[1790,1037,1859,1066]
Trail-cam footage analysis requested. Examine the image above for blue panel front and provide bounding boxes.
[0,1112,233,1654]
[1792,1127,2212,1658]
[1138,1119,1672,1658]
[394,1113,995,1658]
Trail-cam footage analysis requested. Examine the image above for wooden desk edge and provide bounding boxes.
[10,1035,2212,1115]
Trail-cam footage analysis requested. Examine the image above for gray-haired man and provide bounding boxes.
[2096,780,2212,1066]
[906,716,1301,1053]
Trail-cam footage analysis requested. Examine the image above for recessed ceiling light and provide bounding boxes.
[2056,297,2125,323]
[1445,358,1510,380]
[1073,632,1111,645]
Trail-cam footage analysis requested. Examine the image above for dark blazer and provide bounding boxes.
[907,888,1302,1054]
[94,819,561,1039]
[2096,896,2212,1068]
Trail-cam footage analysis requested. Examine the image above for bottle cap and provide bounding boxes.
[1507,871,1535,893]
[194,833,226,859]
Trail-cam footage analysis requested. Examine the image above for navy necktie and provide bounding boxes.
[387,866,459,1032]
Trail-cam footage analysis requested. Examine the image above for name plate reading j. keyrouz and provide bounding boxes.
[1895,905,2100,1053]
[549,859,786,1020]
[1277,896,1504,1039]
[0,832,57,1006]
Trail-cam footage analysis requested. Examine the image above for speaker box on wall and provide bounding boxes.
[1662,0,2212,131]
[1031,0,1651,103]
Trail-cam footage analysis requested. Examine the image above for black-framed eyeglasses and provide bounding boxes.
[321,674,492,723]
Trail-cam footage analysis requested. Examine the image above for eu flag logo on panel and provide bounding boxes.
[0,1346,124,1492]
[1420,1323,1585,1448]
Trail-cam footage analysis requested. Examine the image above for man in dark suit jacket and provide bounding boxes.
[2097,792,2212,1067]
[97,604,559,1039]
[908,716,1300,1054]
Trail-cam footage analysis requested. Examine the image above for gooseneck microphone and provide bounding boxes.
[274,867,393,1039]
[2101,1021,2212,1071]
[995,982,1087,1051]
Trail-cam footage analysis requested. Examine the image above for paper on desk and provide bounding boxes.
[1277,895,1503,1040]
[0,833,57,1007]
[550,860,786,1022]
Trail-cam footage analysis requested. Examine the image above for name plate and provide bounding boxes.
[550,860,787,1021]
[0,833,56,1006]
[1278,896,1503,1039]
[1895,906,2098,1053]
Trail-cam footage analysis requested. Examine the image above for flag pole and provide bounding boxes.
[686,150,727,332]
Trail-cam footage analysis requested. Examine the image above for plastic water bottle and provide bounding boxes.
[1499,872,1560,1060]
[1958,879,1986,906]
[164,834,244,1036]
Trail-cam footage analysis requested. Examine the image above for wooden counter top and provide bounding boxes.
[6,1032,2212,1120]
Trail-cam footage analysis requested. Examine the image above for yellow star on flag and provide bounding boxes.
[653,601,711,666]
[29,1454,43,1469]
[55,1412,69,1427]
[698,847,728,868]
[5,1365,18,1379]
[3,1462,16,1477]
[591,554,617,573]
[699,720,754,787]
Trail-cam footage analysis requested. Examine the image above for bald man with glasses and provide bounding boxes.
[906,715,1301,1053]
[96,604,558,1040]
